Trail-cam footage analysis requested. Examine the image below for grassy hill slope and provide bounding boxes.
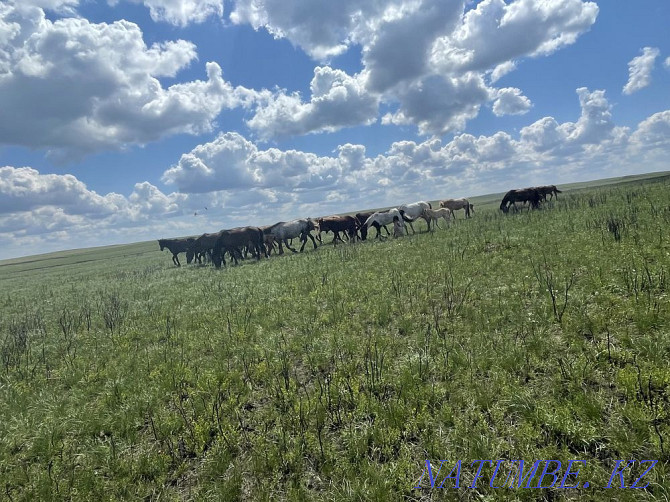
[0,172,669,500]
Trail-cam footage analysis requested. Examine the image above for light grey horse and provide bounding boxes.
[364,209,405,238]
[398,201,432,232]
[264,218,319,254]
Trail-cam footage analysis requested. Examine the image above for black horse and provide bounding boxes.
[158,238,195,266]
[211,226,265,269]
[500,188,542,213]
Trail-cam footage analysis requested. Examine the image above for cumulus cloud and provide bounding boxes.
[229,0,402,61]
[114,0,224,26]
[20,0,223,26]
[492,87,531,116]
[382,73,491,135]
[162,131,345,192]
[629,111,670,148]
[0,5,252,159]
[362,0,463,93]
[246,67,379,139]
[623,47,660,95]
[228,0,598,137]
[430,0,598,73]
[520,88,619,155]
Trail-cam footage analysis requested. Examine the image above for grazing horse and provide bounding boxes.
[158,238,195,267]
[439,198,474,219]
[265,218,318,254]
[535,185,562,201]
[211,226,265,269]
[398,201,432,233]
[355,212,377,240]
[316,215,359,244]
[500,188,542,213]
[422,207,452,230]
[364,209,405,238]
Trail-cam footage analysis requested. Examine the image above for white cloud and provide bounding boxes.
[229,0,598,137]
[115,0,224,26]
[623,46,660,95]
[0,166,125,215]
[431,0,598,73]
[162,131,345,193]
[490,61,516,82]
[519,88,618,155]
[229,0,405,61]
[381,73,491,135]
[0,5,252,160]
[362,0,463,93]
[629,111,670,148]
[246,67,379,139]
[492,87,531,116]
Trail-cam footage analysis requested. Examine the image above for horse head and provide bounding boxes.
[158,239,165,251]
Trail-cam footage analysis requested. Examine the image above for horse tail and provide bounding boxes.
[428,202,432,209]
[400,211,415,222]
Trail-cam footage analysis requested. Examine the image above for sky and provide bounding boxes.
[1,0,669,260]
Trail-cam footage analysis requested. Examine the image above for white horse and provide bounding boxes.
[422,208,452,230]
[265,218,318,254]
[439,198,474,219]
[398,201,432,233]
[364,208,405,238]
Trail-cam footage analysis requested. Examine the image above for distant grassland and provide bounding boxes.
[1,172,669,500]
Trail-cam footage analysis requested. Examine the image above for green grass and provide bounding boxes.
[1,173,669,500]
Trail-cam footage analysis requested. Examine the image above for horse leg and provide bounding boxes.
[285,238,298,253]
[172,253,180,267]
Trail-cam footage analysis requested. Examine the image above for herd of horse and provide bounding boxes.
[158,197,476,268]
[158,186,559,268]
[499,185,561,213]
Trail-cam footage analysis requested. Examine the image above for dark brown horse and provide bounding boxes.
[211,226,265,269]
[190,232,220,264]
[534,185,562,201]
[500,188,542,213]
[316,215,359,244]
[158,238,195,266]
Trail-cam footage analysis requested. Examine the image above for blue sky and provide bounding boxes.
[1,0,669,259]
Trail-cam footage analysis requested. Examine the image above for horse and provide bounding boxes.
[316,215,359,244]
[398,201,432,233]
[500,188,542,213]
[439,198,474,219]
[265,218,318,254]
[355,212,378,240]
[364,209,405,238]
[190,232,220,264]
[158,238,196,267]
[422,207,452,230]
[535,185,562,201]
[211,226,265,269]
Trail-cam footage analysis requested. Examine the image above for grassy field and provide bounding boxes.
[1,173,669,500]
